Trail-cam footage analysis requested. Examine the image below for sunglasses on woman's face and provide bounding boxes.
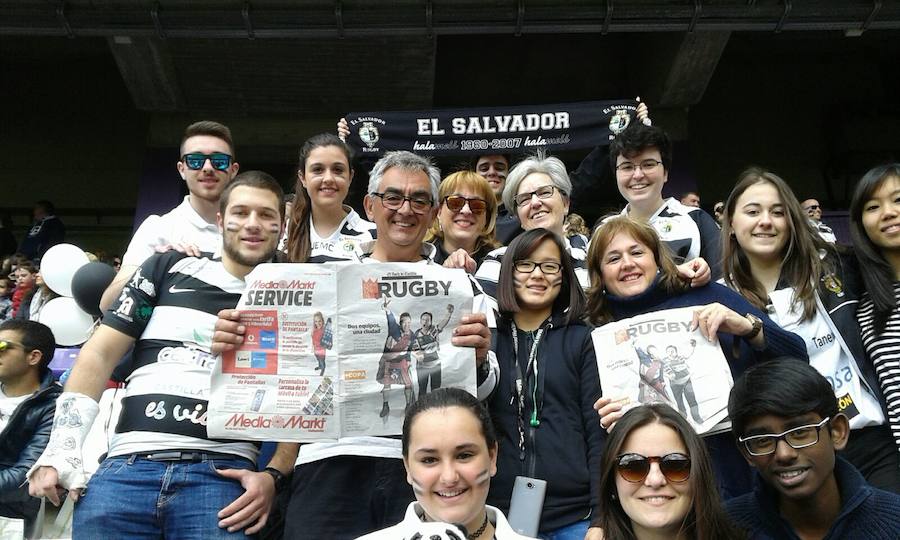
[615,452,691,483]
[443,195,488,215]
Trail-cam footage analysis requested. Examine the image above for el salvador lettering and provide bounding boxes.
[416,112,570,136]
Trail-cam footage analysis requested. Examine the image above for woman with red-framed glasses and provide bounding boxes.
[595,404,744,540]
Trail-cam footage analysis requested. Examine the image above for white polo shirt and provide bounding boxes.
[122,196,222,266]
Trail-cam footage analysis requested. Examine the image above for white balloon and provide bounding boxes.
[39,297,96,346]
[40,244,90,297]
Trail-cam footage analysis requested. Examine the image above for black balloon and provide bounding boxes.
[71,262,116,316]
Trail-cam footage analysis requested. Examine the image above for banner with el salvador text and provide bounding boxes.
[345,99,639,157]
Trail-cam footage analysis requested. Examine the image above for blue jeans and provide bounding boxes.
[73,454,255,540]
[538,519,591,540]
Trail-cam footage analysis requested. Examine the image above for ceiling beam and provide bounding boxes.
[2,2,898,37]
[107,36,185,111]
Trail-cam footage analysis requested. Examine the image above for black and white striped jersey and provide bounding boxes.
[102,250,258,462]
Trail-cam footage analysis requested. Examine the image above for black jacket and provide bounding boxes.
[487,312,603,533]
[0,370,61,505]
[817,249,888,413]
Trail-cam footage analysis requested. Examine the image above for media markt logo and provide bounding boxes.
[359,121,380,148]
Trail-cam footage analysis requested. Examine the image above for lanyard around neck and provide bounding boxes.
[510,321,546,457]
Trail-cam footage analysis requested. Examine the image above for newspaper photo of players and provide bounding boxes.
[207,262,477,442]
[592,306,734,434]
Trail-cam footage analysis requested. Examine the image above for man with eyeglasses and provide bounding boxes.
[0,320,60,538]
[726,359,900,539]
[99,121,240,312]
[801,198,837,244]
[212,150,498,539]
[606,123,723,279]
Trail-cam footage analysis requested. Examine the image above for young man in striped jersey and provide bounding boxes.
[28,171,290,538]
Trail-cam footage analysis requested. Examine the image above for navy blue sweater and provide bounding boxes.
[726,457,900,539]
[488,313,603,533]
[604,279,808,500]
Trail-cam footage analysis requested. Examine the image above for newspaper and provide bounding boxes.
[591,307,734,435]
[207,262,477,442]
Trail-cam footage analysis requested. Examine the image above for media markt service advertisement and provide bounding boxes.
[207,262,477,441]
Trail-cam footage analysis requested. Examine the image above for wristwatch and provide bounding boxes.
[744,313,763,339]
[263,467,287,490]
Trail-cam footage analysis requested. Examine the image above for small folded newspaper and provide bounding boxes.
[207,262,477,442]
[591,307,734,435]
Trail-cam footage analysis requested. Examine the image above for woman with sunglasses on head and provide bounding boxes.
[850,163,900,457]
[596,404,744,540]
[424,171,500,273]
[721,167,899,492]
[284,133,376,263]
[357,387,532,539]
[589,216,807,501]
[486,228,603,539]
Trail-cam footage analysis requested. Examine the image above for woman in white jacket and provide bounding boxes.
[357,388,533,540]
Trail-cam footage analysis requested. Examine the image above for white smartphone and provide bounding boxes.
[507,476,547,537]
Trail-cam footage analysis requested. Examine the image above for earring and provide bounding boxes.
[611,492,618,500]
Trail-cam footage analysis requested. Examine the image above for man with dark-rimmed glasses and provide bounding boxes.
[99,121,240,312]
[725,358,900,539]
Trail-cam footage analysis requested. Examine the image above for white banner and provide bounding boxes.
[207,262,477,442]
[592,307,734,435]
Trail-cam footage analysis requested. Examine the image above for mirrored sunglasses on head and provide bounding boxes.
[181,152,232,171]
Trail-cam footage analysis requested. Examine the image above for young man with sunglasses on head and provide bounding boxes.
[0,320,60,538]
[99,121,240,312]
[726,359,900,539]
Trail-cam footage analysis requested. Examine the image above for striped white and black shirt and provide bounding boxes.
[609,197,723,279]
[102,251,258,462]
[475,237,590,302]
[278,206,377,262]
[858,285,900,453]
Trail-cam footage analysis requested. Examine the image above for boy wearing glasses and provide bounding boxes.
[0,320,60,538]
[726,359,900,539]
[607,123,722,279]
[99,120,239,312]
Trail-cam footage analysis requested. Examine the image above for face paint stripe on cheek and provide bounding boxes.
[225,221,241,232]
[410,478,427,496]
[266,223,280,233]
[474,469,491,486]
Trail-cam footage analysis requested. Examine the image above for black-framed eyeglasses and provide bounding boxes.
[714,204,725,213]
[181,152,233,171]
[738,417,830,456]
[370,191,434,215]
[0,339,26,352]
[514,260,562,274]
[616,453,691,483]
[443,195,488,215]
[615,159,662,175]
[804,205,820,212]
[514,185,559,207]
